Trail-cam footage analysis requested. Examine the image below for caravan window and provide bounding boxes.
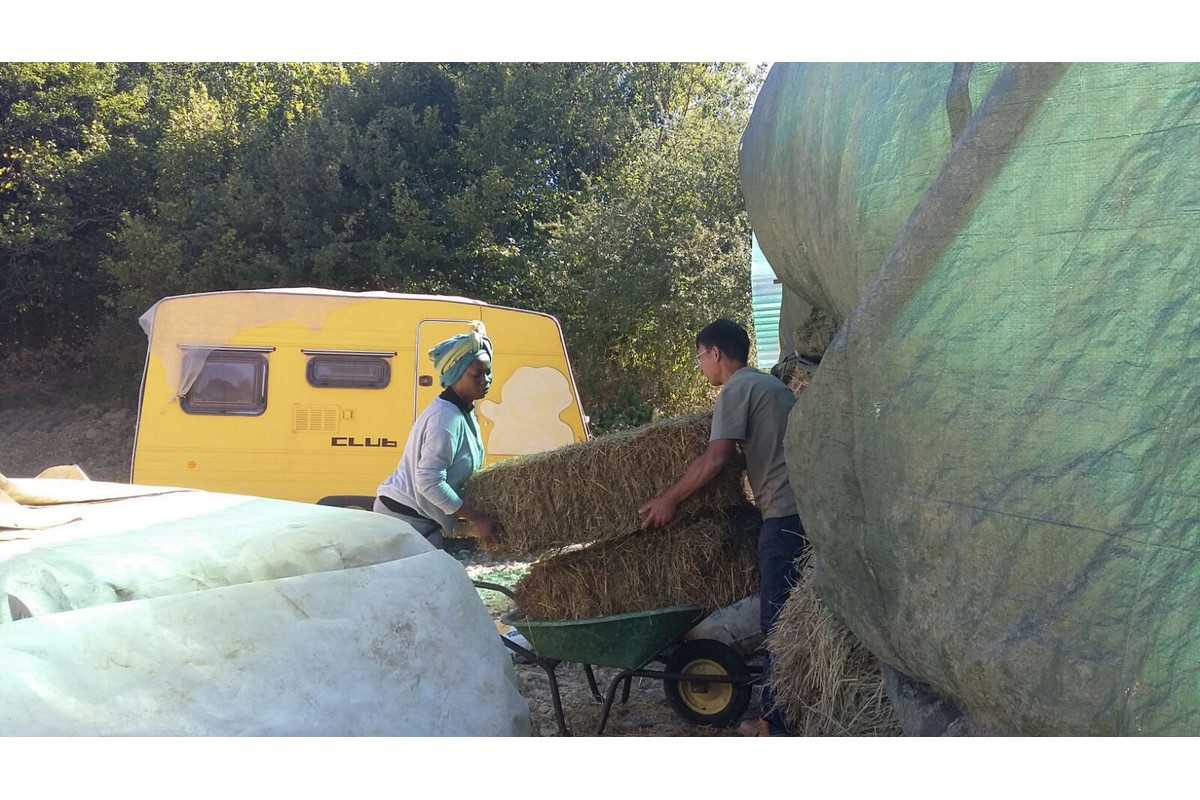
[181,351,268,415]
[305,354,391,389]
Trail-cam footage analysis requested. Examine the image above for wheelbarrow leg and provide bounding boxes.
[583,663,603,702]
[491,628,574,736]
[542,660,572,737]
[597,669,635,735]
[620,674,633,704]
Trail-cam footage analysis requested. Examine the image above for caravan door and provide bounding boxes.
[414,318,475,422]
[415,314,582,466]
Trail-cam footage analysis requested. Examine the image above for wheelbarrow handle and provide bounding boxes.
[472,580,517,600]
[472,579,574,736]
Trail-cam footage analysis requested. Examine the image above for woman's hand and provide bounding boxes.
[471,517,499,545]
[459,504,499,545]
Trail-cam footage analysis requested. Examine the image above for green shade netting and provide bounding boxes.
[741,62,1200,734]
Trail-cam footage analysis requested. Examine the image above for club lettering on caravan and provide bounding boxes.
[331,437,399,448]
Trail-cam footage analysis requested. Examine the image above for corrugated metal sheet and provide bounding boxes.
[750,234,783,368]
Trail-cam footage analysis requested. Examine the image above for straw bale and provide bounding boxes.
[787,368,811,398]
[766,553,901,736]
[463,413,749,557]
[792,305,837,360]
[513,508,761,621]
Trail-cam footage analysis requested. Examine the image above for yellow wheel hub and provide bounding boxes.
[678,659,733,714]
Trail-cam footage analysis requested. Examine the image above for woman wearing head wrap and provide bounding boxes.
[374,321,498,548]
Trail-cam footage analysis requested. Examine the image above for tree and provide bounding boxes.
[0,62,156,345]
[547,64,763,429]
[4,62,764,413]
[100,63,362,321]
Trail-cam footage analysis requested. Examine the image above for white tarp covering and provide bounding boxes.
[0,553,529,735]
[0,487,435,623]
[0,479,530,736]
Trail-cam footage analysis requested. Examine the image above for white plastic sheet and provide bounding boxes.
[0,553,529,735]
[0,482,530,735]
[0,489,434,623]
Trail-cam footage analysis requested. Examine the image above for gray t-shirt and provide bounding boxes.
[710,366,798,519]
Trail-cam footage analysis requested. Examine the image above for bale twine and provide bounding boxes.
[463,413,749,556]
[513,507,761,621]
[767,553,902,736]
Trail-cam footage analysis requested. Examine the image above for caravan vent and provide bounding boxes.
[293,404,339,433]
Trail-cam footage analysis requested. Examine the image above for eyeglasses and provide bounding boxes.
[694,347,714,366]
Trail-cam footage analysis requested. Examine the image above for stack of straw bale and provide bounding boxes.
[461,412,761,621]
[514,507,761,620]
[767,554,901,736]
[462,412,750,557]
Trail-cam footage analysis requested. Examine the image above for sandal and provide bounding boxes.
[738,718,771,737]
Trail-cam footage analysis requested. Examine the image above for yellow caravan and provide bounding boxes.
[132,288,590,504]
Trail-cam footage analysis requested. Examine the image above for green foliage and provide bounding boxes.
[102,64,358,321]
[547,66,761,422]
[0,63,155,344]
[0,62,361,343]
[4,62,766,423]
[586,387,657,436]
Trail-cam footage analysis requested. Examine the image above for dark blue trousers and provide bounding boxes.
[758,513,809,733]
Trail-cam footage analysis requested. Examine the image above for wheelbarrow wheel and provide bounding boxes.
[662,638,752,727]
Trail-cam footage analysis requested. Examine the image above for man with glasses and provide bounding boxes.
[639,318,808,737]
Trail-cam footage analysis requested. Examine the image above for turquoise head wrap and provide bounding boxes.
[429,321,493,388]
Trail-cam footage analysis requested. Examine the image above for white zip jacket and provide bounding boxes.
[376,395,484,534]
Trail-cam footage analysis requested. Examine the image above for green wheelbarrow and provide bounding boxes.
[474,582,757,736]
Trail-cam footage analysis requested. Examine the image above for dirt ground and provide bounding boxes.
[0,400,751,737]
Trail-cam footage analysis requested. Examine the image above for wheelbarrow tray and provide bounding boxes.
[506,605,705,670]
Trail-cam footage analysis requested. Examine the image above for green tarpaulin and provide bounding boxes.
[741,62,1200,735]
